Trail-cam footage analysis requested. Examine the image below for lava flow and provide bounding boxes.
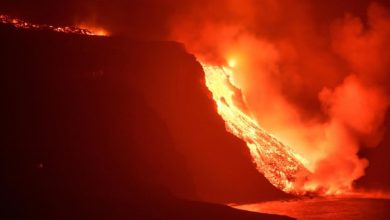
[0,14,107,36]
[201,63,315,195]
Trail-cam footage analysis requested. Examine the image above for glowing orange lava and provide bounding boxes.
[0,15,108,36]
[201,63,315,194]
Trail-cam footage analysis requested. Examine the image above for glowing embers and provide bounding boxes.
[0,14,107,36]
[201,63,311,194]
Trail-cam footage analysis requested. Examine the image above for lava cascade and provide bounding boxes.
[201,64,313,194]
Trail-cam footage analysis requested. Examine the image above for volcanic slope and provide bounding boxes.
[0,22,292,220]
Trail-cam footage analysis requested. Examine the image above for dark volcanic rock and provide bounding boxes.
[0,23,292,219]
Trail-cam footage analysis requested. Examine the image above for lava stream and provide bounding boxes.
[201,63,312,194]
[0,14,107,36]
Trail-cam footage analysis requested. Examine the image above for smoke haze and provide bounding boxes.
[169,1,390,193]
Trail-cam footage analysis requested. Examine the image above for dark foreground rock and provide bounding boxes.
[0,23,293,219]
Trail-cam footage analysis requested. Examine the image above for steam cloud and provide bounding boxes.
[170,1,390,193]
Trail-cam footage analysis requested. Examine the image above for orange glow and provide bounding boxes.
[201,63,312,194]
[77,23,109,36]
[200,61,388,196]
[0,14,109,36]
[4,5,389,197]
[227,58,237,68]
[173,2,390,197]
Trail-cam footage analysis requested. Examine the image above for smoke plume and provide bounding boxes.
[170,1,390,193]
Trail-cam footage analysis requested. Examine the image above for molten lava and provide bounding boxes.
[0,15,107,36]
[201,63,314,194]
